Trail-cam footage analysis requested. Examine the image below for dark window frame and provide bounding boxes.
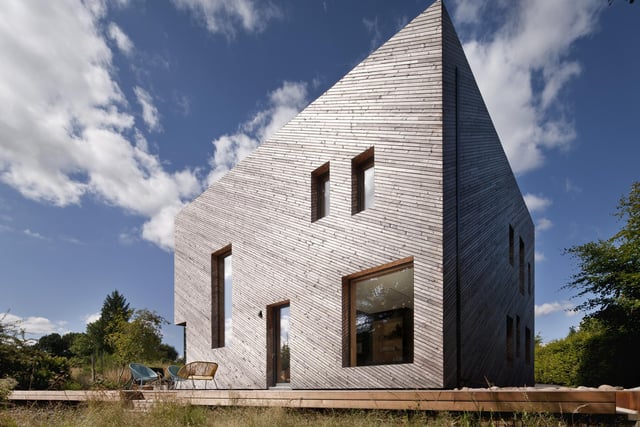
[525,327,532,365]
[211,245,232,348]
[519,237,525,295]
[516,315,521,358]
[352,147,375,215]
[509,225,515,266]
[506,315,514,363]
[311,162,330,222]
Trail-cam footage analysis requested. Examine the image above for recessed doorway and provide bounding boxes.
[267,302,290,387]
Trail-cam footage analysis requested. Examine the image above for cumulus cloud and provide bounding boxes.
[207,81,309,184]
[0,0,201,251]
[535,301,578,317]
[524,193,552,213]
[535,251,546,262]
[171,0,281,38]
[451,0,604,174]
[134,86,161,132]
[107,22,133,56]
[1,312,67,336]
[536,217,553,232]
[84,312,101,324]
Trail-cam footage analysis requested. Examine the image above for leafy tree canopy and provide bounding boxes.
[564,181,640,332]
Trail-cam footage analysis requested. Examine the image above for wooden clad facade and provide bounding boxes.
[174,0,534,390]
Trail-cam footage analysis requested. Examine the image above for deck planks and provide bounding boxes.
[9,389,639,415]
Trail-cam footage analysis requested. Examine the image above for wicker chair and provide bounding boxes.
[177,361,218,389]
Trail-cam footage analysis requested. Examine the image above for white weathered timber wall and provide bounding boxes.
[174,0,534,390]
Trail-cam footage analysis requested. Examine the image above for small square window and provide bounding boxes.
[311,162,330,222]
[352,148,375,214]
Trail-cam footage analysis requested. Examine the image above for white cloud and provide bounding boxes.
[84,312,101,324]
[0,1,201,251]
[134,86,161,132]
[363,17,382,52]
[452,0,487,25]
[23,228,48,240]
[0,312,67,336]
[565,177,583,194]
[536,217,553,232]
[535,301,578,317]
[453,0,604,174]
[207,81,309,185]
[535,251,546,262]
[523,193,552,213]
[107,22,133,56]
[171,0,281,38]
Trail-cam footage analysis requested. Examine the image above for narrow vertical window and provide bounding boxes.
[525,327,531,365]
[506,315,514,362]
[519,238,525,294]
[527,262,532,296]
[352,147,375,214]
[212,245,232,348]
[508,225,514,266]
[343,257,413,367]
[311,162,330,222]
[516,316,521,358]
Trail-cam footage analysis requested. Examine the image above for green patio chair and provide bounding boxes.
[127,363,159,389]
[166,365,183,389]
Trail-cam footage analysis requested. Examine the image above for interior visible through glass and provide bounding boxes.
[353,264,413,366]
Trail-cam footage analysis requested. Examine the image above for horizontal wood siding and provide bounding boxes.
[175,1,446,389]
[175,0,534,390]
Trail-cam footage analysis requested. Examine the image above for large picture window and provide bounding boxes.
[212,245,232,348]
[343,257,414,367]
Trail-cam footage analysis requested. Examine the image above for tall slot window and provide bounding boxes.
[516,316,521,358]
[508,225,514,266]
[343,257,414,367]
[525,327,532,365]
[352,147,375,214]
[506,315,514,362]
[527,262,532,296]
[311,162,330,222]
[519,238,525,294]
[212,245,232,348]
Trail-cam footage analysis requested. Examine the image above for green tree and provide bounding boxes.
[563,181,640,386]
[107,309,167,385]
[157,343,179,363]
[0,314,70,390]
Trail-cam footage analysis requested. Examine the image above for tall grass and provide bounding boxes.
[0,402,622,426]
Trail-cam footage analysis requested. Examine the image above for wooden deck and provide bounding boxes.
[8,389,640,417]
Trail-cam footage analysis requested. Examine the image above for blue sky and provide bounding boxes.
[0,0,638,355]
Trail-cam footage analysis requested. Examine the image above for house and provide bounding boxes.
[174,0,534,389]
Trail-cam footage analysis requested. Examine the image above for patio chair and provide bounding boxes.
[166,365,183,389]
[177,361,218,389]
[128,363,160,389]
